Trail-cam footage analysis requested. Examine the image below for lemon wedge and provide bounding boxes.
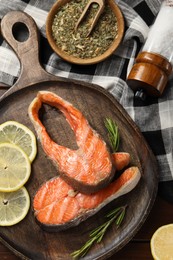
[0,187,30,226]
[0,121,37,162]
[150,224,173,260]
[0,143,31,192]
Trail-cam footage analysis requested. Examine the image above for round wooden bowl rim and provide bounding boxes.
[46,0,124,65]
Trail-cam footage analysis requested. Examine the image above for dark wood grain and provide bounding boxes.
[1,195,173,259]
[0,10,158,260]
[0,241,153,260]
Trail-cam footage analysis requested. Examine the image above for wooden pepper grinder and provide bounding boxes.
[127,0,173,99]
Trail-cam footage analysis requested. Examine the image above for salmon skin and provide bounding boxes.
[33,166,141,232]
[28,91,115,194]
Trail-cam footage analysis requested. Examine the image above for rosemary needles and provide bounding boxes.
[71,205,127,259]
[104,118,119,152]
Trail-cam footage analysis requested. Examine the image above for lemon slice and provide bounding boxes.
[0,187,30,226]
[0,121,37,162]
[0,143,31,192]
[150,224,173,260]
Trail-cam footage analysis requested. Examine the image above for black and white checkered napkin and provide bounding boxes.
[1,0,173,184]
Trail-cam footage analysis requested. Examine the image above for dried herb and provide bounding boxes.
[71,205,127,259]
[52,0,118,59]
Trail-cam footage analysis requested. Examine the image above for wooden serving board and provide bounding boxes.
[0,11,158,260]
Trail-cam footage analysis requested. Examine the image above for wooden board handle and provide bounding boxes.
[0,11,56,90]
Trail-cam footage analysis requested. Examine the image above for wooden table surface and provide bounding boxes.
[1,194,173,260]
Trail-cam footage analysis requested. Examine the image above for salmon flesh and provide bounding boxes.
[33,166,141,232]
[28,91,114,194]
[112,152,131,171]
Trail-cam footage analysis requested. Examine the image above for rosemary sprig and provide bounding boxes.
[71,205,127,259]
[104,118,119,152]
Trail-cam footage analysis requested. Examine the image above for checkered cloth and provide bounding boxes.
[0,0,172,183]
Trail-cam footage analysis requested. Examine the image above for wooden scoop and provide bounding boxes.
[75,0,105,36]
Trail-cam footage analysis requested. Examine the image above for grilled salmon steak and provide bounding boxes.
[112,152,130,171]
[33,166,141,231]
[28,91,114,194]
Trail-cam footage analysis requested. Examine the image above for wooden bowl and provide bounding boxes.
[46,0,124,65]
